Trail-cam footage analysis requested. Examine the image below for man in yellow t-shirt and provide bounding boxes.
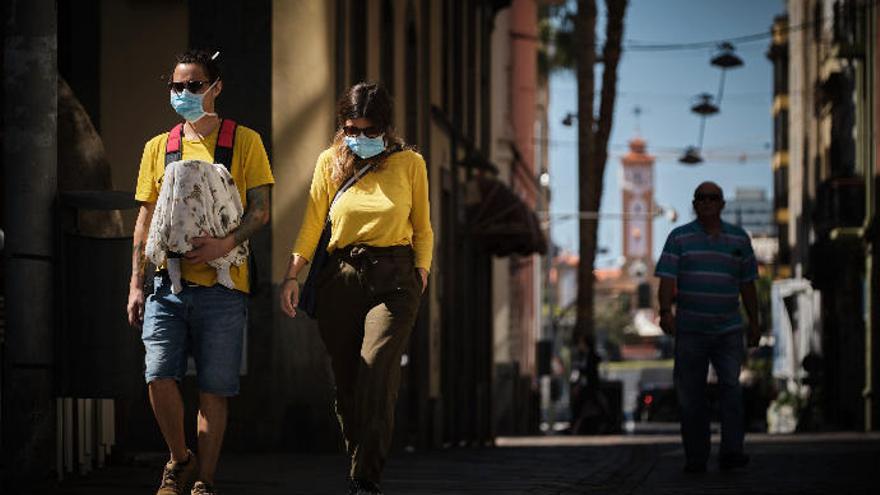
[126,49,273,495]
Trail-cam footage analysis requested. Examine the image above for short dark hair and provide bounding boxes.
[170,49,222,82]
[336,82,393,132]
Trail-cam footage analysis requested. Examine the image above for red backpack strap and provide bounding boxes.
[217,119,236,148]
[164,123,184,166]
[214,119,237,171]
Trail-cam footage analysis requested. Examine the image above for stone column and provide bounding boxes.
[2,0,58,484]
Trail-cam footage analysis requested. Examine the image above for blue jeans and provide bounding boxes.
[142,274,247,396]
[674,330,745,464]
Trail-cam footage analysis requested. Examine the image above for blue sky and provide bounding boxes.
[548,0,786,267]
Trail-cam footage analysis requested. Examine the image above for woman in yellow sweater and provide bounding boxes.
[279,82,432,495]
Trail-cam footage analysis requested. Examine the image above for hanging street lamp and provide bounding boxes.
[711,41,744,69]
[691,93,720,116]
[679,146,704,165]
[678,41,744,166]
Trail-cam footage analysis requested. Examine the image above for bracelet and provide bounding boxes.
[282,277,298,284]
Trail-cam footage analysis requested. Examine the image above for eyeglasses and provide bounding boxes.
[693,193,722,202]
[167,80,212,94]
[342,125,383,138]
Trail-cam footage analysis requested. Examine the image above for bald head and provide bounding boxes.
[694,181,724,199]
[692,181,725,226]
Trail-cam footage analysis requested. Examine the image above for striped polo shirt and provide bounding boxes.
[654,220,758,333]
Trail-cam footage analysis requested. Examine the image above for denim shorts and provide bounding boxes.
[142,274,247,396]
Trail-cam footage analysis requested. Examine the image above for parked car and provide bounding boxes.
[634,382,679,422]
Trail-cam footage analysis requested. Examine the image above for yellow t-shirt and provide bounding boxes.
[292,148,434,271]
[135,123,275,292]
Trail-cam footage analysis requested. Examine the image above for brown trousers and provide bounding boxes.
[315,244,422,483]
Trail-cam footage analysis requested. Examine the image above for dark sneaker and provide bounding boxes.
[157,450,198,495]
[348,478,383,495]
[719,452,750,471]
[683,461,707,474]
[191,481,217,495]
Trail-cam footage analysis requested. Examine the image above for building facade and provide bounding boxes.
[768,0,879,431]
[488,0,552,435]
[720,188,775,237]
[1,0,549,483]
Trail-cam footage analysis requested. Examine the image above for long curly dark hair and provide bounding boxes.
[330,82,406,186]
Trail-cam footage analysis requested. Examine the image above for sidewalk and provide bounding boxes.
[41,431,880,494]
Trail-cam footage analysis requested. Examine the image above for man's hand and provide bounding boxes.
[659,311,676,336]
[128,203,154,329]
[280,278,300,318]
[184,235,235,265]
[417,268,428,294]
[740,281,760,347]
[127,286,145,328]
[657,278,676,336]
[747,321,761,348]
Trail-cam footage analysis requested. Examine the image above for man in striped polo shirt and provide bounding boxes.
[655,181,759,474]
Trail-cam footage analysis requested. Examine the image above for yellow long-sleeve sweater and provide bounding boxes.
[292,148,434,271]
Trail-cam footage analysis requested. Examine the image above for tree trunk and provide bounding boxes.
[575,0,628,349]
[575,0,597,346]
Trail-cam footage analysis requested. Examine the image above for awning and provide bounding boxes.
[466,175,547,256]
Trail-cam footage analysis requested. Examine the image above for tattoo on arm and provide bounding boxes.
[131,203,153,285]
[233,185,271,246]
[133,240,148,277]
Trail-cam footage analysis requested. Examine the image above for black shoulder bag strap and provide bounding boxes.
[298,145,403,317]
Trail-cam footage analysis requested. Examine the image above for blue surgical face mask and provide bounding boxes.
[344,134,386,159]
[169,80,218,122]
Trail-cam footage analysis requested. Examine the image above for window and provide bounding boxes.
[405,2,418,144]
[381,0,395,95]
[349,0,367,85]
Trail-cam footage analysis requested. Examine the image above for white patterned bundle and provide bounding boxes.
[146,159,248,293]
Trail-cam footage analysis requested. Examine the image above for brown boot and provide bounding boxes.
[191,481,218,495]
[156,450,198,495]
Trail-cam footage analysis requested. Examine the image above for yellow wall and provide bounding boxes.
[100,1,188,195]
[271,0,338,282]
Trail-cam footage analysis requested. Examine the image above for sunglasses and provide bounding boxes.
[694,193,722,202]
[167,80,212,94]
[342,125,383,138]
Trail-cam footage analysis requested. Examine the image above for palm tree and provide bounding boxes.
[575,0,628,360]
[539,0,627,400]
[541,1,628,394]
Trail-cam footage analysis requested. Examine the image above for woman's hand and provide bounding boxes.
[417,268,428,294]
[280,278,300,318]
[280,254,308,319]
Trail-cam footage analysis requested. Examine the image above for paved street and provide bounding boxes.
[37,431,880,494]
